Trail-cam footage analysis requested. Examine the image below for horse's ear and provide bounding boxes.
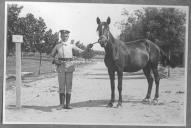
[97,17,101,24]
[107,17,111,25]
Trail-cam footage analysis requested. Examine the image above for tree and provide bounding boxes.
[81,47,94,61]
[43,29,59,54]
[75,41,85,50]
[22,14,46,53]
[7,4,59,74]
[17,13,47,74]
[17,12,55,74]
[119,7,186,66]
[73,41,86,57]
[7,4,23,56]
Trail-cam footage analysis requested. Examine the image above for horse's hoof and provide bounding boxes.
[107,102,113,107]
[142,98,152,104]
[56,105,64,110]
[152,98,159,105]
[116,103,122,108]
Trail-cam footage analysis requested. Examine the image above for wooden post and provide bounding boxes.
[12,35,23,108]
[168,49,171,78]
[16,43,22,108]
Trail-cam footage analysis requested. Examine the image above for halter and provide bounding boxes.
[96,17,111,47]
[100,32,109,41]
[98,26,110,47]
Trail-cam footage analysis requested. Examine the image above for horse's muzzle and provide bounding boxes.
[98,38,107,47]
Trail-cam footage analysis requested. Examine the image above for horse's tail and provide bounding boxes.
[160,48,175,68]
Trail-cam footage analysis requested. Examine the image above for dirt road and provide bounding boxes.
[4,60,186,125]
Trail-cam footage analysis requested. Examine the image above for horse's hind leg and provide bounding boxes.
[116,71,123,107]
[143,65,153,103]
[151,64,160,104]
[108,69,115,107]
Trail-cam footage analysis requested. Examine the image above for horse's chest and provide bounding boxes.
[104,57,117,69]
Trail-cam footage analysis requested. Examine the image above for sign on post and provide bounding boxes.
[12,35,23,108]
[12,35,23,43]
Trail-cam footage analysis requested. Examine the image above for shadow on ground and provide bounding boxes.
[7,105,57,112]
[71,99,109,108]
[71,99,150,108]
[6,99,155,112]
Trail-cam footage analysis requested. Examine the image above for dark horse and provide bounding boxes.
[96,17,174,107]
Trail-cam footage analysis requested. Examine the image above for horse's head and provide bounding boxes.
[96,17,111,47]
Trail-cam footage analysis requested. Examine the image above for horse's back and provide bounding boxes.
[123,39,160,56]
[117,39,150,55]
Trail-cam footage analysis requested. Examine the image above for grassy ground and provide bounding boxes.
[6,56,54,75]
[6,56,95,90]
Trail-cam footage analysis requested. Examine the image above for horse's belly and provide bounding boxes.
[123,66,142,72]
[123,49,149,72]
[123,56,148,72]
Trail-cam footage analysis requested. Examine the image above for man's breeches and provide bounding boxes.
[57,64,73,94]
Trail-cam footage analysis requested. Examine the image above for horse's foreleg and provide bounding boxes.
[108,70,115,107]
[152,66,160,104]
[117,71,123,107]
[143,66,153,103]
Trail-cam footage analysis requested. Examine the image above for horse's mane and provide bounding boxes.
[124,39,146,45]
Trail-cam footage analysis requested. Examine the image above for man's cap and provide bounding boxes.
[59,29,70,35]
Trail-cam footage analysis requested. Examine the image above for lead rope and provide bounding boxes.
[91,42,98,45]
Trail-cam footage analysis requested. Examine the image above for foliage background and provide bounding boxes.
[7,5,186,66]
[119,7,186,66]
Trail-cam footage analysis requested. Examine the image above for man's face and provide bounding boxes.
[61,33,69,42]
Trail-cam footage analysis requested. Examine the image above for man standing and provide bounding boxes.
[51,29,92,110]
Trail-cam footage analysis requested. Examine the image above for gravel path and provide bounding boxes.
[4,61,186,125]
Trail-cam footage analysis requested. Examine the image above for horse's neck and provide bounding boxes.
[108,32,115,43]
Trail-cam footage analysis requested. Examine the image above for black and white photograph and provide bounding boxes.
[2,1,189,126]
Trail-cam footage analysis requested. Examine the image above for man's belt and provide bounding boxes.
[52,58,73,65]
[58,58,73,61]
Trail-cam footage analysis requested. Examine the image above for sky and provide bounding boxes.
[6,2,189,50]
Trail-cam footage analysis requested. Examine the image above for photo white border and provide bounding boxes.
[2,1,190,126]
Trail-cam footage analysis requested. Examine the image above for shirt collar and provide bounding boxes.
[61,41,67,46]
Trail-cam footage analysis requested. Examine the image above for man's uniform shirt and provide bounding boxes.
[51,40,83,58]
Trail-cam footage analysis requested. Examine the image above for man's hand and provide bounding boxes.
[52,58,62,65]
[87,43,93,49]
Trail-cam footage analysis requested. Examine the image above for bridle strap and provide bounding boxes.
[99,31,110,41]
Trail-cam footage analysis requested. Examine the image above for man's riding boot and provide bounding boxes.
[59,93,63,104]
[65,93,72,109]
[57,93,65,110]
